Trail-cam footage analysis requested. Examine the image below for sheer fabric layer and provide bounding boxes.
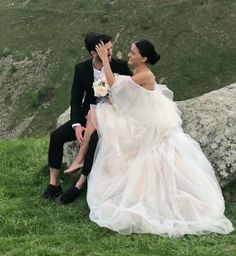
[88,75,233,236]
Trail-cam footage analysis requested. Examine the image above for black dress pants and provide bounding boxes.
[48,120,98,177]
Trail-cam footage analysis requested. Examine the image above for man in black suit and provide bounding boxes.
[43,32,132,203]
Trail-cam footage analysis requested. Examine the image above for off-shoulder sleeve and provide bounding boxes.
[109,75,182,134]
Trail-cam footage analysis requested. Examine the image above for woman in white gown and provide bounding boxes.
[86,40,234,236]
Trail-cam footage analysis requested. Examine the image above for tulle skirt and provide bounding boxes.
[87,102,233,236]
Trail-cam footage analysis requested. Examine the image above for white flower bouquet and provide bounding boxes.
[92,77,110,97]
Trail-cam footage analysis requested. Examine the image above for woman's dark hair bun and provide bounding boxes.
[135,39,160,65]
[148,50,160,65]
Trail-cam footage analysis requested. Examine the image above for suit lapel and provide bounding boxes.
[85,58,118,87]
[86,59,94,88]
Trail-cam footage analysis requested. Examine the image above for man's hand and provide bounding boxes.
[75,126,86,145]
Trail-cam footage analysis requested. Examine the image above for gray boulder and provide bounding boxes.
[177,83,236,187]
[57,107,79,167]
[58,83,236,187]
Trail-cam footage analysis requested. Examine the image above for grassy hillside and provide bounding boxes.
[0,0,236,137]
[0,138,235,255]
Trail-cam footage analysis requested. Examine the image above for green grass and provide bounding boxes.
[0,138,235,256]
[0,0,236,137]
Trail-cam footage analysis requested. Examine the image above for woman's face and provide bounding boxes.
[128,43,146,66]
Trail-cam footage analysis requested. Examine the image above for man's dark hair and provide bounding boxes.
[84,32,112,53]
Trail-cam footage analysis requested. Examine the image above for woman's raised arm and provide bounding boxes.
[95,41,115,87]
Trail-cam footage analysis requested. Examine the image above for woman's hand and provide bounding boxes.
[95,41,108,61]
[95,41,115,86]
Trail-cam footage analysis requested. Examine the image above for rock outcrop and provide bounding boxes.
[177,83,236,187]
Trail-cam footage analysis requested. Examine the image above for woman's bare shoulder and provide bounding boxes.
[132,70,155,85]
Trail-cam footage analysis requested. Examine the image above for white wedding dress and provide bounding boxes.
[87,75,233,237]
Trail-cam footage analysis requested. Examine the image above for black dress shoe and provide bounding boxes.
[43,184,63,199]
[59,186,80,205]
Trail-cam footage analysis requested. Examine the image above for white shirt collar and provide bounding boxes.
[93,67,105,81]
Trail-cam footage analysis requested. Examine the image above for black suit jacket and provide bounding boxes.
[70,58,132,125]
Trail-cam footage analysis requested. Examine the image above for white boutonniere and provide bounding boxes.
[92,77,110,97]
